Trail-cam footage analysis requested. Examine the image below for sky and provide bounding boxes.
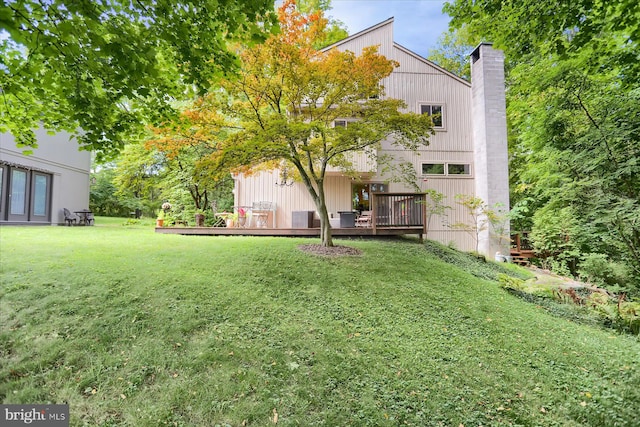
[327,0,451,58]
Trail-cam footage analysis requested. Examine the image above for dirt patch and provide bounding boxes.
[298,244,362,257]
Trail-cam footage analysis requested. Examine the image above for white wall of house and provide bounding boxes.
[0,128,91,225]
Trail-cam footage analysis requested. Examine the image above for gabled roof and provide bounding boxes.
[320,17,395,52]
[322,17,470,87]
[393,42,471,87]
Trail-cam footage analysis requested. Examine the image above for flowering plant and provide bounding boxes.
[162,202,172,211]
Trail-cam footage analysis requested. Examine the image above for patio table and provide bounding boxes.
[74,209,94,226]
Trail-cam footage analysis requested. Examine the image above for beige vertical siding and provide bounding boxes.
[329,19,395,59]
[236,171,353,228]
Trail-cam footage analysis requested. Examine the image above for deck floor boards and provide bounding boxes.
[155,226,425,237]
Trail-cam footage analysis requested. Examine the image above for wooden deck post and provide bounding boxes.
[371,192,377,235]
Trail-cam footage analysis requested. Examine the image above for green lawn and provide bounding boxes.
[1,219,638,426]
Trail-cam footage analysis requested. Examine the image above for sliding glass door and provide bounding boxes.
[0,164,52,223]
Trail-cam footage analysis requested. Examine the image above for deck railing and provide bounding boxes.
[370,192,427,233]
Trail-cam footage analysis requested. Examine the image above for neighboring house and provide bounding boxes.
[0,128,91,225]
[232,18,509,256]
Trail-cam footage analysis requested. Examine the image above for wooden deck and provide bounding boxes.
[155,226,426,238]
[157,193,428,239]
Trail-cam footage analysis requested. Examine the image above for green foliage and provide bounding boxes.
[445,0,640,299]
[531,205,581,274]
[427,26,477,81]
[89,168,137,217]
[449,195,511,253]
[579,253,632,291]
[111,142,164,214]
[451,194,489,253]
[497,274,525,291]
[0,0,277,159]
[421,189,450,238]
[444,0,640,85]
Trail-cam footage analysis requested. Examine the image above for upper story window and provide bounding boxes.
[420,104,444,129]
[334,120,348,128]
[422,162,471,176]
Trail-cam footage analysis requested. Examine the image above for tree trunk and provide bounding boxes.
[314,183,334,247]
[318,208,333,247]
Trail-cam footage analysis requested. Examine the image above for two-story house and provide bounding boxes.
[225,18,509,256]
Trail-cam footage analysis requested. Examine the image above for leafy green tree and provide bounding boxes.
[89,167,136,217]
[452,194,493,254]
[207,0,433,247]
[0,0,276,159]
[146,106,230,213]
[422,189,450,239]
[297,0,348,47]
[445,0,640,292]
[112,142,164,215]
[444,0,640,85]
[427,26,477,81]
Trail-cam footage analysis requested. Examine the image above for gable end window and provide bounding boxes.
[420,104,444,128]
[422,163,471,176]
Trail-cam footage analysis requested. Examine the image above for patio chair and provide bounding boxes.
[355,210,372,228]
[63,208,79,226]
[85,212,95,226]
[251,201,273,228]
[210,200,226,227]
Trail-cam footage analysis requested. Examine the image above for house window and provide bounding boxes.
[422,163,445,175]
[422,162,471,176]
[334,120,347,128]
[447,164,470,175]
[420,104,444,128]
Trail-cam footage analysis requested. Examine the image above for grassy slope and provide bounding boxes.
[1,220,638,426]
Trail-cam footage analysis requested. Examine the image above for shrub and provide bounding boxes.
[579,253,630,289]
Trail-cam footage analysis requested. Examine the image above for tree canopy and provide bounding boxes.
[445,0,640,291]
[204,0,433,246]
[0,0,277,160]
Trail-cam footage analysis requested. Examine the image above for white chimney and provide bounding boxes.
[471,43,510,256]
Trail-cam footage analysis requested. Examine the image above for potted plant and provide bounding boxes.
[237,207,247,227]
[194,209,206,227]
[216,211,237,227]
[156,210,165,227]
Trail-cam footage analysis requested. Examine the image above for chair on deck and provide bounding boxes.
[355,210,372,228]
[251,201,273,228]
[210,201,226,227]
